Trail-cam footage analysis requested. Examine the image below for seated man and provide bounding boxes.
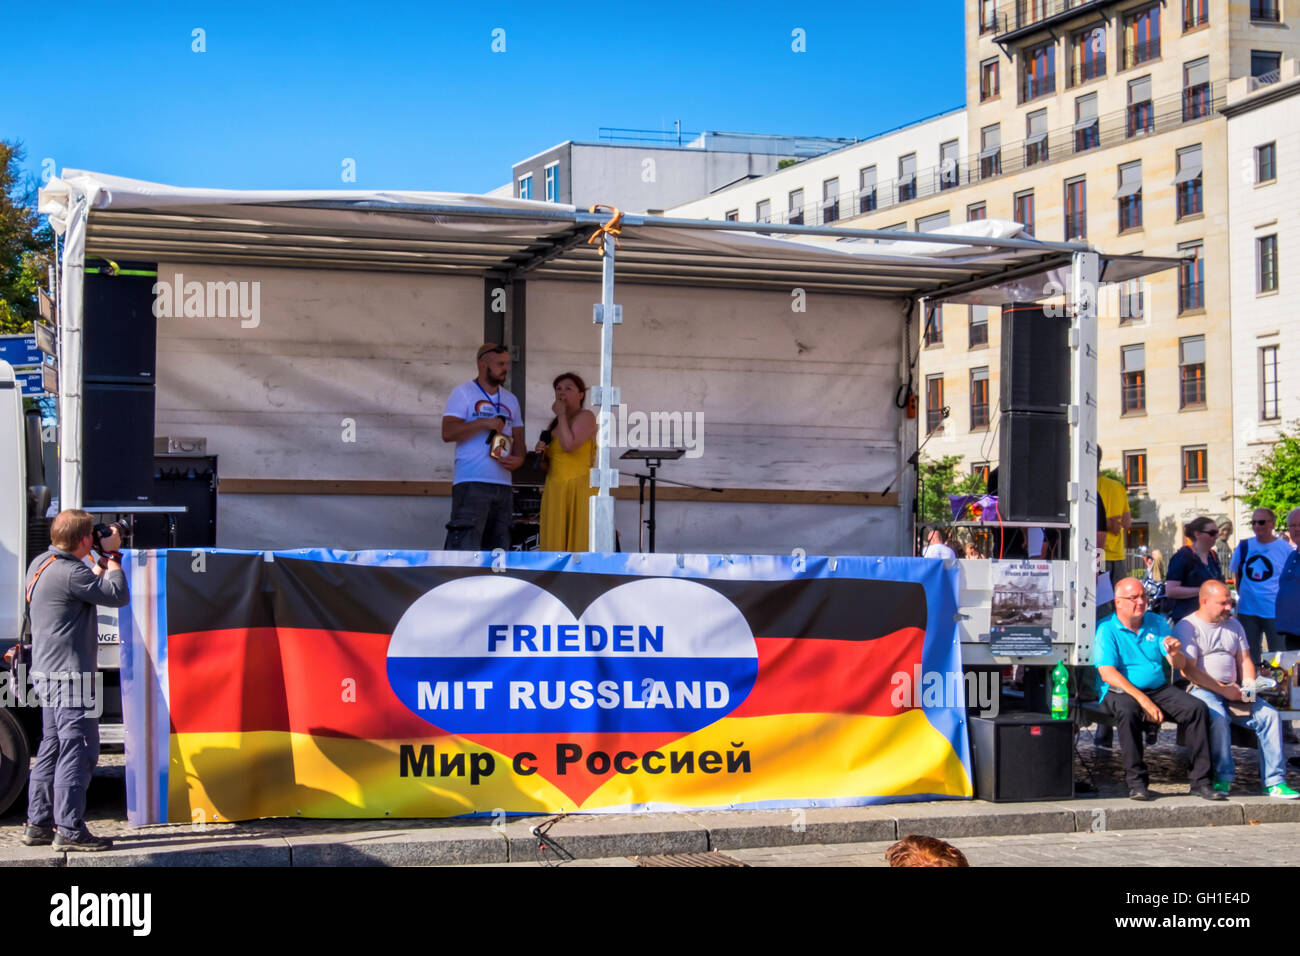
[1094,577,1225,802]
[1174,581,1299,799]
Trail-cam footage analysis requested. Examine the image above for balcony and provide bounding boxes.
[1025,137,1049,166]
[1123,38,1160,69]
[1182,83,1210,120]
[992,0,1114,42]
[759,79,1225,227]
[822,201,839,224]
[1178,280,1204,313]
[1126,101,1154,137]
[1069,56,1106,87]
[1020,71,1056,103]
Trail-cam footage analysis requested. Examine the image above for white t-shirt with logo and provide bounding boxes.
[443,380,522,486]
[1231,537,1296,617]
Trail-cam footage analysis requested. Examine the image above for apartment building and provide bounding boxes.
[669,0,1299,553]
[1224,58,1300,507]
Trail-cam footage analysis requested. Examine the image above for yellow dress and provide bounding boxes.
[539,436,596,552]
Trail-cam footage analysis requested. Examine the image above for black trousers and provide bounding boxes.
[1104,685,1213,790]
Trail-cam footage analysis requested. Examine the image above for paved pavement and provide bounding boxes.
[2,727,1297,867]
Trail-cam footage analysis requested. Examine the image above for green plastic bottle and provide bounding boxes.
[1050,661,1069,720]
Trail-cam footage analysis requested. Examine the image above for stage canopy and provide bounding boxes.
[40,170,1181,305]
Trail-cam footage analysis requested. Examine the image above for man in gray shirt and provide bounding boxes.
[21,510,129,850]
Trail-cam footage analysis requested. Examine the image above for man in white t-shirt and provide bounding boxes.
[1175,580,1298,799]
[441,343,525,550]
[1229,508,1296,662]
[922,527,957,560]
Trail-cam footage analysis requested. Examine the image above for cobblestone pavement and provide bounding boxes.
[2,727,1296,848]
[488,821,1300,867]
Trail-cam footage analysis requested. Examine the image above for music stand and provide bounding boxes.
[619,448,684,553]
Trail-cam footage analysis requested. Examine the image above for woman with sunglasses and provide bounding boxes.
[1164,516,1226,622]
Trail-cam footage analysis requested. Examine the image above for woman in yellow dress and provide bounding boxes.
[536,372,598,552]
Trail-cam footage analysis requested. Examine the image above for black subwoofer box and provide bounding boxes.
[969,713,1073,802]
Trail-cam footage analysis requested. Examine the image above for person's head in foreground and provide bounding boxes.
[885,834,970,867]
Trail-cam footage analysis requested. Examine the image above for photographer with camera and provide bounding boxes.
[19,510,129,851]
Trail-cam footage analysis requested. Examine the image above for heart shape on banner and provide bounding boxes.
[386,575,760,804]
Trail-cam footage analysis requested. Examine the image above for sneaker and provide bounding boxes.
[1212,779,1231,795]
[52,829,113,852]
[1191,783,1228,802]
[20,825,55,846]
[1266,783,1300,800]
[1128,785,1154,801]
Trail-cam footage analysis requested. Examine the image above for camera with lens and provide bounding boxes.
[92,520,129,554]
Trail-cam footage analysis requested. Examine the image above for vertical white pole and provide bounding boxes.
[58,196,88,510]
[1069,251,1100,662]
[589,242,619,552]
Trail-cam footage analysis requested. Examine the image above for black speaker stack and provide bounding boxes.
[81,263,158,508]
[997,303,1069,523]
[969,713,1074,801]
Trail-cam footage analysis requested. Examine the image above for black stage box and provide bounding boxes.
[969,713,1073,802]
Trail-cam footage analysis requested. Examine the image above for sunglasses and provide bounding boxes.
[1253,519,1272,525]
[1198,528,1219,536]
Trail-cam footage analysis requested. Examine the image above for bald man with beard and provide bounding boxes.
[1174,580,1298,799]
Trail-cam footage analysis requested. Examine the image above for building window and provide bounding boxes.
[1022,40,1056,102]
[1071,26,1106,86]
[1257,234,1279,293]
[1127,75,1154,137]
[1129,523,1150,550]
[544,163,559,202]
[1123,5,1161,68]
[916,211,951,233]
[898,154,917,203]
[979,125,1001,180]
[979,0,997,33]
[1117,161,1143,232]
[926,374,945,434]
[1251,0,1280,22]
[788,188,804,225]
[970,367,990,429]
[1175,145,1203,218]
[518,174,532,200]
[858,167,877,213]
[1122,343,1146,414]
[724,209,739,222]
[1256,142,1277,184]
[756,198,771,223]
[1251,51,1282,88]
[1124,450,1148,489]
[967,201,987,221]
[1074,93,1100,152]
[1014,189,1035,237]
[939,140,960,191]
[1178,240,1205,312]
[1261,345,1280,420]
[1120,278,1145,323]
[1182,445,1208,488]
[971,461,991,485]
[1183,58,1210,120]
[1179,335,1207,409]
[1065,176,1086,240]
[1025,109,1049,166]
[1183,0,1208,30]
[980,58,1000,101]
[822,178,839,223]
[924,305,943,347]
[969,306,990,349]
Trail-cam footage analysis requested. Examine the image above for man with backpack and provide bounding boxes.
[1230,508,1296,663]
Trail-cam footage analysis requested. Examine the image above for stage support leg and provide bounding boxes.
[1068,251,1099,662]
[589,240,620,552]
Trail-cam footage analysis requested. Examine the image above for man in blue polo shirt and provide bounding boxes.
[1094,576,1223,802]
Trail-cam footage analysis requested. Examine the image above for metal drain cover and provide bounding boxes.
[634,852,748,867]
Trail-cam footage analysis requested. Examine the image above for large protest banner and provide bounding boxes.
[119,550,971,824]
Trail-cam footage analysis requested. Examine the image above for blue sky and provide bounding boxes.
[2,0,965,194]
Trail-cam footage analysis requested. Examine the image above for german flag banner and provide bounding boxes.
[119,549,971,824]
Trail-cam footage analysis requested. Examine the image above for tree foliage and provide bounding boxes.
[0,140,54,335]
[918,454,987,524]
[1241,424,1300,521]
